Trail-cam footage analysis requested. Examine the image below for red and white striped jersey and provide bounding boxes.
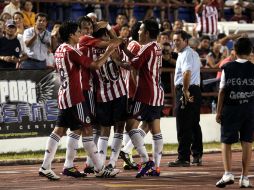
[92,47,127,102]
[195,4,218,35]
[55,43,92,109]
[130,41,164,106]
[78,35,100,91]
[121,40,141,98]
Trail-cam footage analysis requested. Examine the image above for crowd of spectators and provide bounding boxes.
[0,0,254,114]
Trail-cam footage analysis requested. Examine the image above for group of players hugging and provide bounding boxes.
[38,16,164,180]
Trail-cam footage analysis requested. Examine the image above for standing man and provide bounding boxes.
[22,13,54,69]
[168,30,203,167]
[215,37,254,188]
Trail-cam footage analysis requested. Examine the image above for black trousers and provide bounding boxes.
[175,85,203,161]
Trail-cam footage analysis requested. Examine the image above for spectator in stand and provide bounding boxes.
[22,0,35,29]
[161,42,177,94]
[128,16,137,29]
[216,49,236,80]
[189,37,200,51]
[21,13,53,69]
[0,19,4,38]
[113,13,128,36]
[2,0,20,17]
[206,40,224,69]
[0,12,12,22]
[13,12,24,35]
[13,12,26,56]
[161,19,172,32]
[172,19,183,32]
[197,35,210,66]
[0,19,27,69]
[119,24,130,39]
[195,0,218,40]
[158,31,171,46]
[50,21,62,53]
[230,3,251,23]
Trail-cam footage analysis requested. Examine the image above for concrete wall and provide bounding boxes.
[0,114,221,153]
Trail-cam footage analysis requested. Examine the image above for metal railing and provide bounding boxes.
[161,67,220,116]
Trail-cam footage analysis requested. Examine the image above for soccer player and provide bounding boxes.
[38,21,120,180]
[122,19,164,178]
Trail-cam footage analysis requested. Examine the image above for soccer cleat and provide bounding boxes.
[123,161,139,170]
[84,164,95,174]
[39,167,60,180]
[136,160,155,178]
[62,166,87,178]
[146,167,160,176]
[95,165,120,178]
[119,151,136,168]
[239,176,252,188]
[191,157,202,166]
[216,173,234,188]
[168,159,190,167]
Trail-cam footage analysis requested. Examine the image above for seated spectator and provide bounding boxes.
[0,19,27,69]
[0,12,12,22]
[230,3,251,23]
[2,0,21,17]
[13,11,24,35]
[22,0,35,29]
[21,13,52,69]
[0,19,4,38]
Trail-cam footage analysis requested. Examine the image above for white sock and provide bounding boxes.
[152,133,163,167]
[108,133,123,167]
[122,139,134,154]
[64,132,80,169]
[123,131,130,145]
[97,136,109,165]
[82,136,103,171]
[138,128,146,138]
[85,128,101,167]
[41,133,60,169]
[129,129,149,163]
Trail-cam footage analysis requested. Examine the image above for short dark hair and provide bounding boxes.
[59,21,78,42]
[143,19,159,39]
[174,30,190,41]
[234,37,253,56]
[77,15,93,29]
[92,28,107,38]
[200,35,210,42]
[130,21,141,41]
[35,12,48,22]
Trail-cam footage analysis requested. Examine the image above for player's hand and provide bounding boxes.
[216,113,222,124]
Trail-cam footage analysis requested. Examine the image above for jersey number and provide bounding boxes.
[99,60,120,83]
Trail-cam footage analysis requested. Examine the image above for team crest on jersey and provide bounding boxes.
[86,116,91,124]
[15,47,20,53]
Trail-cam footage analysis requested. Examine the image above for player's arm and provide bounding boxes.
[216,70,226,124]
